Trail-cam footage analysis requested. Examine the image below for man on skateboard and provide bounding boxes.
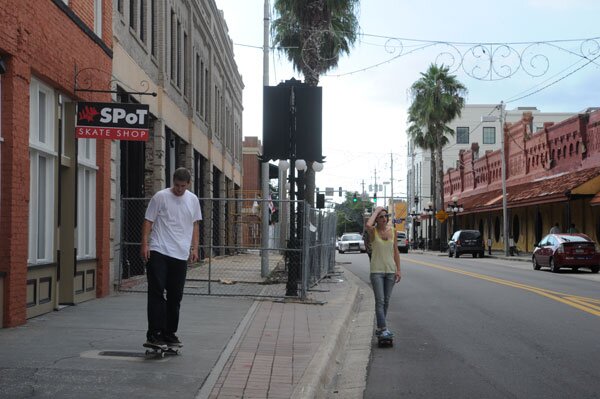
[140,168,202,350]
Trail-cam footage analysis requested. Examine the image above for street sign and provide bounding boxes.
[435,210,449,223]
[76,102,150,141]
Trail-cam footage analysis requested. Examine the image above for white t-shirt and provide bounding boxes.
[145,188,202,260]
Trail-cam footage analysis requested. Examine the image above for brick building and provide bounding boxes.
[0,1,113,327]
[443,109,600,253]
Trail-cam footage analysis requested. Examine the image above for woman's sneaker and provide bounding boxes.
[380,329,394,339]
[163,332,183,347]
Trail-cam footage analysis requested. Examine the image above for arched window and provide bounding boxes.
[569,143,573,156]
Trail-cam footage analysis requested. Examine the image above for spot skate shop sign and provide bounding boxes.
[76,102,150,141]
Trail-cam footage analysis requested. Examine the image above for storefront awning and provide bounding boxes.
[457,166,600,213]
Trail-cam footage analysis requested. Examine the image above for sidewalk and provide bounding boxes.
[0,266,367,399]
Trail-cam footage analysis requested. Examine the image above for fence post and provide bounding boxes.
[300,202,311,300]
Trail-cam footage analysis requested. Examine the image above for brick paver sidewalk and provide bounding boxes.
[205,275,355,399]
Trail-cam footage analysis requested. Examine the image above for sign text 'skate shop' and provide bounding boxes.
[76,102,150,141]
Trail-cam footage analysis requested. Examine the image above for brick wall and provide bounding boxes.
[0,0,112,327]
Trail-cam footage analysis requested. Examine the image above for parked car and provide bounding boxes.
[448,229,485,258]
[396,231,409,253]
[532,233,600,273]
[338,233,366,254]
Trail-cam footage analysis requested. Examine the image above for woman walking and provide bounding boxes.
[365,206,401,339]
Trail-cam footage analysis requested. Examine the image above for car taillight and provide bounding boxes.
[557,244,564,254]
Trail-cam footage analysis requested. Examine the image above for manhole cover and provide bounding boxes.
[98,351,145,358]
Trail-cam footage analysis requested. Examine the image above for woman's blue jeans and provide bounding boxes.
[370,273,396,330]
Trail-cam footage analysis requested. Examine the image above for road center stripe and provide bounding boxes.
[409,259,600,317]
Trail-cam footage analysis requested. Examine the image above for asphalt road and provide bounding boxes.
[341,251,600,399]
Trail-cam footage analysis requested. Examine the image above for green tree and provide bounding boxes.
[407,64,467,246]
[335,192,371,236]
[272,0,360,206]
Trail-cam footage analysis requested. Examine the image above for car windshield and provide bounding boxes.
[556,235,590,243]
[342,234,362,241]
[397,232,406,238]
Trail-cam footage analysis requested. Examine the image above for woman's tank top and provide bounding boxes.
[370,227,396,274]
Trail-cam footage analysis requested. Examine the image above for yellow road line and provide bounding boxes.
[410,259,600,317]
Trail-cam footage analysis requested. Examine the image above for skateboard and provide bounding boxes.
[143,342,182,358]
[377,335,394,348]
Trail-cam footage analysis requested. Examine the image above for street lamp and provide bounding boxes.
[446,195,464,233]
[481,101,509,256]
[409,206,421,250]
[423,201,434,250]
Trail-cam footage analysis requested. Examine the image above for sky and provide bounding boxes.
[214,0,600,201]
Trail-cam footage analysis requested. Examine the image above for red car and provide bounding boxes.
[532,233,600,273]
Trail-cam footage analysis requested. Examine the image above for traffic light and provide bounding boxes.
[372,192,377,203]
[352,192,358,203]
[339,187,343,196]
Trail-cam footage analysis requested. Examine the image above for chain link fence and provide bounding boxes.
[118,197,337,299]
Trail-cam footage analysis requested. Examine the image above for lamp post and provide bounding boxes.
[446,195,464,233]
[409,206,421,250]
[481,102,509,256]
[423,201,434,250]
[383,181,390,208]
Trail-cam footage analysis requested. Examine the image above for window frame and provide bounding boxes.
[28,78,57,265]
[456,126,469,144]
[483,126,496,144]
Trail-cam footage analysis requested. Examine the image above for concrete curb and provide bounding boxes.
[291,273,360,399]
[326,269,375,398]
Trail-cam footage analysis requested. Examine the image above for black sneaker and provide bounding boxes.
[163,332,183,347]
[145,332,167,348]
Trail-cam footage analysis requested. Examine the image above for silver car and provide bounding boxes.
[396,231,409,253]
[338,233,366,254]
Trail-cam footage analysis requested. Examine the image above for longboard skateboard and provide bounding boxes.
[377,336,393,348]
[143,342,182,358]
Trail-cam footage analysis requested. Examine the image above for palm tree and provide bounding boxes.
[407,64,467,248]
[272,0,360,205]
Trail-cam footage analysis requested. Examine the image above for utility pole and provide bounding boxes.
[261,0,270,277]
[500,101,509,256]
[390,152,395,222]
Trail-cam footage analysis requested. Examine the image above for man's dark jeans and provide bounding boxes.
[146,251,187,338]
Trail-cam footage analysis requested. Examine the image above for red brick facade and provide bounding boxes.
[442,109,600,250]
[0,0,112,327]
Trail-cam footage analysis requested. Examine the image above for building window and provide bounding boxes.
[140,1,146,43]
[129,0,137,31]
[77,160,97,258]
[483,126,496,144]
[456,127,469,144]
[117,0,123,14]
[195,54,201,114]
[150,0,157,56]
[170,9,176,82]
[183,32,188,96]
[77,121,96,258]
[94,0,102,37]
[176,21,181,87]
[29,78,57,264]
